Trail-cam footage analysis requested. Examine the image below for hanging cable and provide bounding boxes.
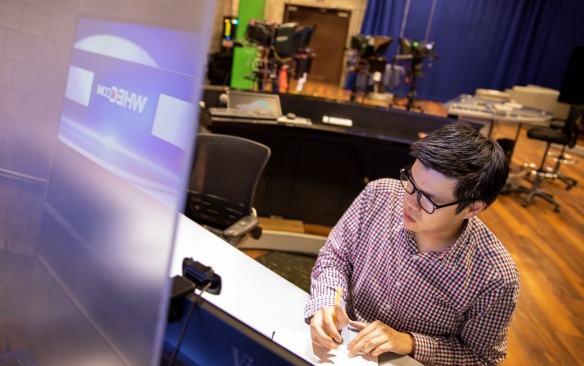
[270,45,293,63]
[166,281,212,366]
[425,0,438,41]
[400,0,411,38]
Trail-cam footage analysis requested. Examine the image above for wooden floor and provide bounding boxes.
[243,81,584,365]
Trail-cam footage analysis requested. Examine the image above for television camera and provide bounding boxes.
[347,34,393,102]
[245,19,316,92]
[398,37,438,111]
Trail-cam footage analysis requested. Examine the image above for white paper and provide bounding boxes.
[273,327,378,365]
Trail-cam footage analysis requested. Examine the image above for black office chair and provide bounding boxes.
[509,105,583,212]
[185,133,271,245]
[543,117,581,189]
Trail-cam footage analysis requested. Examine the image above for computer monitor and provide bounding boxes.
[227,90,283,115]
[398,36,413,55]
[246,19,276,47]
[276,23,316,57]
[558,46,584,105]
[399,37,435,58]
[274,22,299,56]
[294,24,317,51]
[351,34,393,59]
[162,292,311,365]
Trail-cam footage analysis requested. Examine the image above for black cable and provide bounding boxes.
[166,282,212,366]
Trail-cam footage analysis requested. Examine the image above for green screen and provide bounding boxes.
[230,0,266,89]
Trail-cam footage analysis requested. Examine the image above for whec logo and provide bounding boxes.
[232,347,254,366]
[96,84,148,113]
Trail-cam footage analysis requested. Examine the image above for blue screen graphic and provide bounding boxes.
[60,17,204,208]
[34,13,211,365]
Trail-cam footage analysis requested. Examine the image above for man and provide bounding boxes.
[305,122,519,365]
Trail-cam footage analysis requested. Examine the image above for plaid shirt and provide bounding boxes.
[305,179,519,366]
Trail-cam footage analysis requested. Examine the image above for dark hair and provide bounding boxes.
[409,122,509,213]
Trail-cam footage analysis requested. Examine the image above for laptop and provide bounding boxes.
[228,91,282,114]
[209,91,282,120]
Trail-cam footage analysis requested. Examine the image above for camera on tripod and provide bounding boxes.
[398,37,438,110]
[347,34,394,102]
[245,19,316,91]
[246,20,315,57]
[400,38,437,59]
[245,19,276,48]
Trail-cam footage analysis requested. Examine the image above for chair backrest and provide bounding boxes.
[185,133,270,229]
[563,105,584,148]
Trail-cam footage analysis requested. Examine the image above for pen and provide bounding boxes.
[330,287,342,342]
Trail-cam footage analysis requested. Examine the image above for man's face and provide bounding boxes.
[401,161,471,239]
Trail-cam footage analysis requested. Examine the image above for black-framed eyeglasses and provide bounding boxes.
[399,164,479,214]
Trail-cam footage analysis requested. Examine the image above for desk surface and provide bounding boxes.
[445,94,552,126]
[171,214,309,334]
[172,215,422,365]
[205,109,450,147]
[203,88,461,146]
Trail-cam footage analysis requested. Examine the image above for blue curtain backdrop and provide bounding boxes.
[361,0,584,102]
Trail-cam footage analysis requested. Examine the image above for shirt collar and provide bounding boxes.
[403,219,473,263]
[436,219,474,264]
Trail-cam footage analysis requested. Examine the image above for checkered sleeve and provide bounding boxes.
[410,280,520,366]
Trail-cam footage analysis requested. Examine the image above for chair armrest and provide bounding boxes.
[223,216,260,238]
[549,119,565,129]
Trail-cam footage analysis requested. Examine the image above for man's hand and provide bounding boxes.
[347,320,414,357]
[309,304,350,349]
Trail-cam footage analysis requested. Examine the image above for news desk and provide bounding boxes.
[201,88,460,227]
[170,214,423,365]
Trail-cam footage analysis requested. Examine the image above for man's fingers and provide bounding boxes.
[323,307,345,343]
[348,320,368,330]
[347,321,408,357]
[314,320,338,346]
[347,322,379,356]
[361,334,386,356]
[334,304,350,328]
[312,331,334,349]
[326,323,343,345]
[348,321,374,346]
[310,307,343,348]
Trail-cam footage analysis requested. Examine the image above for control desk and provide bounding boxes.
[200,88,463,227]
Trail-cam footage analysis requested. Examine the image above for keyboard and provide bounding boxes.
[447,104,551,124]
[446,105,492,119]
[209,107,280,120]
